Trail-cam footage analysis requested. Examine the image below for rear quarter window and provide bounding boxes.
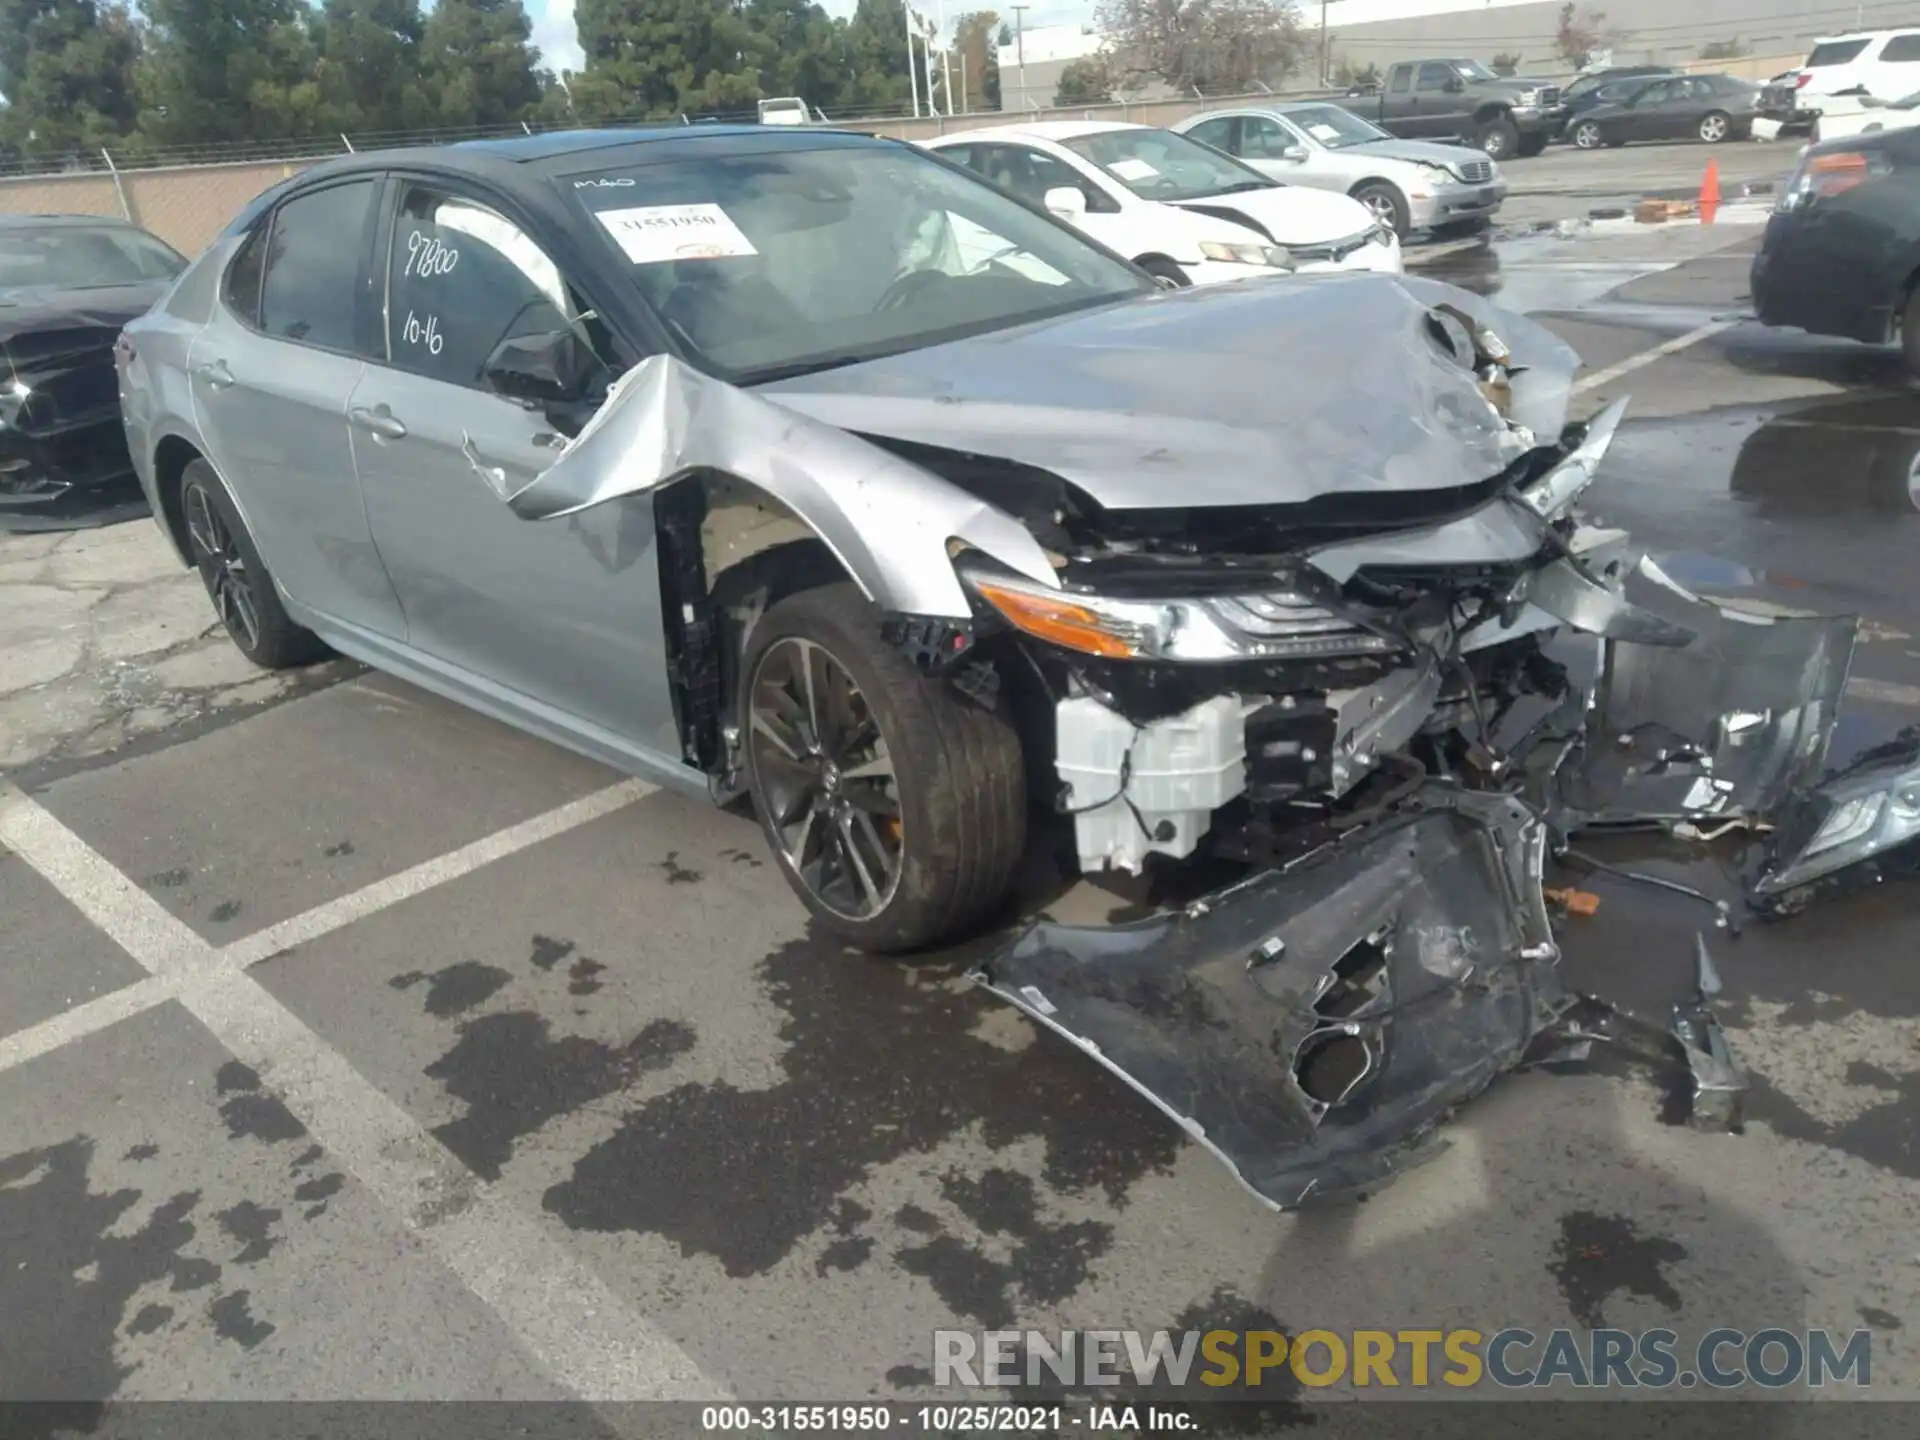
[1880,34,1920,62]
[1806,39,1872,66]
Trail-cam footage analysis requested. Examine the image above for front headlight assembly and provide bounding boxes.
[1198,239,1294,269]
[1754,742,1920,897]
[954,558,1401,662]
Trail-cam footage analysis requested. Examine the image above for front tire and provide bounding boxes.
[1351,181,1410,239]
[1573,120,1605,150]
[1699,110,1731,143]
[1476,114,1520,159]
[180,460,328,670]
[1136,256,1191,289]
[741,583,1026,952]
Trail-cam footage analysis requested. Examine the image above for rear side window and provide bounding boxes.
[1806,39,1872,66]
[1882,34,1920,62]
[258,180,376,352]
[222,224,268,325]
[1389,66,1412,94]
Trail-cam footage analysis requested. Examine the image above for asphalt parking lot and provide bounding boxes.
[4,166,1919,1420]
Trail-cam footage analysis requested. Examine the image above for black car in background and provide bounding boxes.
[1566,73,1761,150]
[0,213,186,530]
[1751,126,1920,373]
[1554,66,1679,140]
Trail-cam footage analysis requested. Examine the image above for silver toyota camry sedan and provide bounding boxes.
[120,124,1897,1207]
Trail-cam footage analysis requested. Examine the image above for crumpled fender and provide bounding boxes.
[476,354,1061,618]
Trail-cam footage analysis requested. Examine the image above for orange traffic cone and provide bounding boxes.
[1700,158,1722,224]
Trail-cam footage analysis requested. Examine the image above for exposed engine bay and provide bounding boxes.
[473,277,1917,1213]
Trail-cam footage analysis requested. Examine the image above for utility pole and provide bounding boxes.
[1320,0,1330,87]
[940,0,955,117]
[1011,5,1029,111]
[905,4,922,118]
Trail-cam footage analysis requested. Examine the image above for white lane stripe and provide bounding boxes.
[1848,676,1920,710]
[0,790,214,981]
[1571,318,1739,395]
[221,777,655,969]
[0,976,177,1077]
[0,783,724,1403]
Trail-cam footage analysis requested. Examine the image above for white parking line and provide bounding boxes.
[1571,318,1740,395]
[222,777,655,969]
[0,976,177,1077]
[0,783,724,1403]
[1849,676,1920,710]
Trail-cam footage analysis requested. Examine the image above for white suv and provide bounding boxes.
[1792,30,1920,105]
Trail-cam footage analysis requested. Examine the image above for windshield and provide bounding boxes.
[1282,104,1391,148]
[0,224,185,292]
[1451,59,1498,81]
[565,143,1151,382]
[1061,127,1273,202]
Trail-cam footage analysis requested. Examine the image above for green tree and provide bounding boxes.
[746,0,848,113]
[1052,54,1111,106]
[952,9,999,111]
[1097,0,1307,93]
[841,0,910,111]
[573,0,768,120]
[0,0,141,156]
[316,0,432,134]
[137,0,327,145]
[419,0,544,128]
[1490,51,1521,76]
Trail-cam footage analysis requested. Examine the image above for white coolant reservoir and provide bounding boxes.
[1054,693,1260,874]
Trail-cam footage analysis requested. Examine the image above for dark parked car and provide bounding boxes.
[1553,67,1679,140]
[1565,73,1760,149]
[1334,58,1566,160]
[1751,127,1920,371]
[0,213,186,529]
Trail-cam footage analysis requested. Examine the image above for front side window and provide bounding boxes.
[0,223,184,292]
[1062,127,1273,202]
[1416,63,1454,92]
[258,179,376,352]
[382,184,610,391]
[973,144,1100,211]
[1239,116,1300,158]
[1184,117,1237,152]
[1280,105,1390,149]
[564,142,1149,382]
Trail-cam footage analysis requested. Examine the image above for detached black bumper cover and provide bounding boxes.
[971,790,1568,1210]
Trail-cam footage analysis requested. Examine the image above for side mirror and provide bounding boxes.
[1043,185,1088,221]
[1281,144,1310,163]
[482,329,597,408]
[1446,75,1467,93]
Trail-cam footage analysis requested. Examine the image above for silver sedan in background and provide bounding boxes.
[1175,102,1508,240]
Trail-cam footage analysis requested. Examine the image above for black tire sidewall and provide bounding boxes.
[1479,117,1519,158]
[1138,256,1191,288]
[180,460,324,669]
[739,584,1022,951]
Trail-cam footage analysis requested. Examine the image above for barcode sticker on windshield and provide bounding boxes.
[593,203,759,263]
[1108,157,1160,181]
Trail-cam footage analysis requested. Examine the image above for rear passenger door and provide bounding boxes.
[190,176,407,640]
[1407,62,1464,138]
[347,177,680,753]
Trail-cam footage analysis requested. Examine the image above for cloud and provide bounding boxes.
[529,0,584,74]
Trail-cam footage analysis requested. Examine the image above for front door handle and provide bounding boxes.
[350,405,408,441]
[194,358,234,390]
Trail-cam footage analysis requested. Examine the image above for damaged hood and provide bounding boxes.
[0,281,167,350]
[759,273,1577,511]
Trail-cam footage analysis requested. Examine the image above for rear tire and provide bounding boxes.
[180,459,329,670]
[1350,180,1410,239]
[1699,110,1732,143]
[740,583,1026,953]
[1476,114,1520,159]
[1137,255,1191,288]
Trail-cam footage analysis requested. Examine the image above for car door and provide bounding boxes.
[189,175,407,640]
[346,177,679,752]
[1618,79,1677,140]
[971,142,1131,253]
[1237,114,1312,179]
[1409,62,1464,138]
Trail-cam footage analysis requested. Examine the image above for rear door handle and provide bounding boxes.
[194,358,234,390]
[350,405,408,441]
